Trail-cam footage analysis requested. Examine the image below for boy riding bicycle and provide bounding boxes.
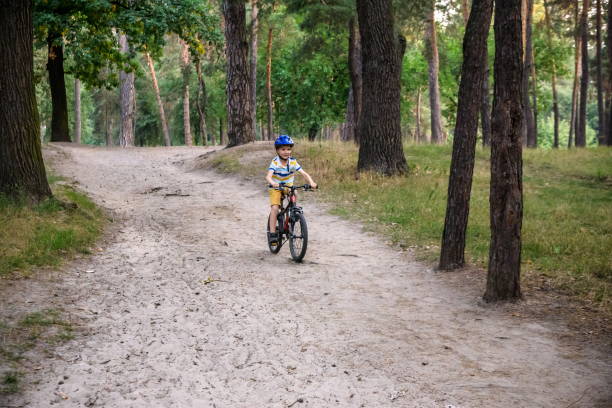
[265,135,317,244]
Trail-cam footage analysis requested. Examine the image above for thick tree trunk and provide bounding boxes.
[576,0,590,147]
[0,0,52,202]
[74,78,82,144]
[481,47,491,146]
[195,59,209,146]
[145,53,171,146]
[47,33,70,142]
[265,26,273,141]
[119,34,135,147]
[439,0,493,271]
[544,0,560,148]
[569,3,582,148]
[348,17,363,144]
[484,0,524,302]
[250,0,259,138]
[223,0,255,147]
[425,5,443,144]
[595,0,605,144]
[523,0,536,147]
[180,40,193,146]
[356,0,408,175]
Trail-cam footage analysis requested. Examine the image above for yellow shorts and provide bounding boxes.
[269,187,290,206]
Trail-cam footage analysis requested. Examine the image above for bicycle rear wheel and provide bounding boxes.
[267,214,282,253]
[289,213,308,262]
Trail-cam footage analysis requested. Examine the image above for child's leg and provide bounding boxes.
[269,205,280,233]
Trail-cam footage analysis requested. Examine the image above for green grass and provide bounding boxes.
[0,177,105,278]
[204,141,612,311]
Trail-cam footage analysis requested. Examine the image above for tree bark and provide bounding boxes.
[119,34,135,147]
[265,26,273,141]
[356,0,408,175]
[439,0,493,271]
[0,0,52,202]
[530,46,538,147]
[180,40,193,146]
[595,0,605,144]
[250,0,259,139]
[608,0,612,145]
[348,17,363,144]
[523,0,536,147]
[415,87,422,142]
[47,32,71,142]
[195,59,209,146]
[484,0,524,302]
[145,53,171,146]
[569,2,582,148]
[576,0,590,147]
[223,0,255,147]
[481,45,491,146]
[462,0,470,23]
[544,0,560,148]
[74,78,82,144]
[425,4,443,144]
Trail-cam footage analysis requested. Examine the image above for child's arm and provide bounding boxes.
[266,169,279,188]
[298,169,317,189]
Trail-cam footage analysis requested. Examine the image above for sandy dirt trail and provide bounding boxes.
[3,144,611,408]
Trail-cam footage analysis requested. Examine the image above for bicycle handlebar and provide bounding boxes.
[268,183,317,191]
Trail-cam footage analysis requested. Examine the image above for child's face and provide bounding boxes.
[276,146,292,160]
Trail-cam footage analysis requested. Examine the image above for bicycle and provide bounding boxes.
[267,183,314,262]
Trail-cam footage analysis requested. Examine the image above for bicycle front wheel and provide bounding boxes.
[289,213,308,262]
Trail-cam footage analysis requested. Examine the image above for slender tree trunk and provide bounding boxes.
[595,0,605,144]
[439,0,493,270]
[74,78,82,144]
[425,4,443,144]
[484,0,524,302]
[348,17,363,144]
[180,40,193,146]
[462,0,470,23]
[523,0,536,147]
[250,0,259,138]
[356,0,408,175]
[145,53,171,146]
[223,0,255,147]
[544,0,560,148]
[343,88,355,141]
[530,47,538,147]
[195,59,209,146]
[265,26,273,141]
[416,87,422,142]
[0,0,52,202]
[608,0,612,145]
[569,3,582,148]
[481,46,491,146]
[576,0,590,147]
[308,123,319,142]
[47,33,70,142]
[119,34,135,147]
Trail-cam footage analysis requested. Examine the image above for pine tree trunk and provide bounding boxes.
[0,0,52,202]
[544,0,560,148]
[343,88,355,141]
[145,52,171,146]
[425,5,443,144]
[119,34,135,147]
[462,0,470,23]
[356,0,408,175]
[416,87,422,142]
[47,33,70,142]
[250,0,259,138]
[74,78,82,144]
[530,47,538,147]
[569,3,582,148]
[348,17,363,144]
[523,0,536,148]
[266,26,273,141]
[595,0,605,144]
[484,0,524,302]
[195,59,209,146]
[576,0,590,147]
[439,0,493,271]
[181,40,193,146]
[608,0,612,145]
[481,46,491,146]
[223,0,255,147]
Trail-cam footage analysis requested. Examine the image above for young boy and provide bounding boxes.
[265,135,317,243]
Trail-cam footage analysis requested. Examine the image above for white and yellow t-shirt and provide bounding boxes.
[268,156,301,185]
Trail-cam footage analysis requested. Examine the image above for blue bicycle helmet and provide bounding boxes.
[274,134,294,147]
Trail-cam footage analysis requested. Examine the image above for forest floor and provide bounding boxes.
[1,143,611,408]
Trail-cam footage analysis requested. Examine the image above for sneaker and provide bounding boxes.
[268,232,279,244]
